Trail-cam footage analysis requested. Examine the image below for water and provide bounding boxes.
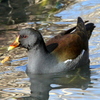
[0,0,100,99]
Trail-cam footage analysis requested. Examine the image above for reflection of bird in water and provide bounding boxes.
[17,63,90,100]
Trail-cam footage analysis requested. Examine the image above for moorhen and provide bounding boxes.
[8,17,95,74]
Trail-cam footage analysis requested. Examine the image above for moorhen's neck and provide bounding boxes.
[28,38,49,55]
[28,43,48,57]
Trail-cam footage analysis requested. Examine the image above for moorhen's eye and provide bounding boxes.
[20,35,28,38]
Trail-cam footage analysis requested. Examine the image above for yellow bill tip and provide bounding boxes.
[8,46,15,51]
[7,36,20,51]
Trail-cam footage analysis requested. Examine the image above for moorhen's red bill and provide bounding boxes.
[8,17,95,74]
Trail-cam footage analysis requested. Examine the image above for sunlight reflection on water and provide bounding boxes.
[0,0,100,100]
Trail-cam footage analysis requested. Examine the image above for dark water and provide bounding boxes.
[0,0,100,100]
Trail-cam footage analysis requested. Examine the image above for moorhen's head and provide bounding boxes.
[8,28,44,51]
[19,28,44,50]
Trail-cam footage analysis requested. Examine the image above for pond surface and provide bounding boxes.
[0,0,100,100]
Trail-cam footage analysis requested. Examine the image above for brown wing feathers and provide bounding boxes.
[46,17,95,61]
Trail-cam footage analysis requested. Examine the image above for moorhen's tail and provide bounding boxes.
[76,17,95,40]
[85,23,95,39]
